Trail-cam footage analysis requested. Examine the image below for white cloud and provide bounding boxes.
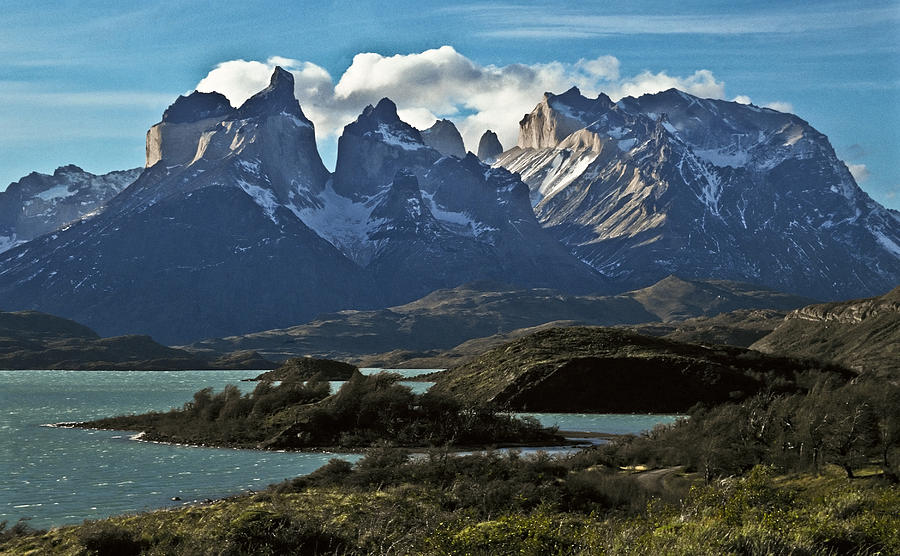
[197,59,280,107]
[451,4,900,37]
[730,95,794,113]
[763,101,794,113]
[576,55,620,81]
[848,163,870,182]
[195,47,755,158]
[609,69,725,101]
[397,108,439,131]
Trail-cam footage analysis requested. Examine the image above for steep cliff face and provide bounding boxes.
[752,287,900,374]
[516,87,617,149]
[139,68,328,211]
[145,90,234,167]
[496,87,900,300]
[0,165,140,253]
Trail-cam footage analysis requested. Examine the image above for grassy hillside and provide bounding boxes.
[429,326,852,412]
[752,286,900,376]
[182,277,813,362]
[0,310,274,370]
[4,448,897,555]
[354,308,788,369]
[624,308,787,347]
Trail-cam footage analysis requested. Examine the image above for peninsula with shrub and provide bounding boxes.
[72,363,563,451]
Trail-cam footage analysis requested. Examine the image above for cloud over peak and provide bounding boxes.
[194,47,788,157]
[848,163,870,183]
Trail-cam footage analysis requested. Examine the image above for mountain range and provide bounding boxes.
[0,68,602,344]
[0,67,896,345]
[0,165,140,253]
[497,87,900,300]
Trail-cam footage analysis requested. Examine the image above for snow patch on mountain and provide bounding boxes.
[421,190,496,238]
[237,159,261,176]
[35,185,77,202]
[369,123,423,151]
[291,181,384,265]
[281,111,311,128]
[617,138,637,152]
[693,147,751,169]
[0,235,24,253]
[539,152,598,200]
[872,228,900,258]
[236,178,279,223]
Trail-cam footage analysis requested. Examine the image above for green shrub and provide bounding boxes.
[77,521,146,556]
[0,519,44,544]
[222,509,344,556]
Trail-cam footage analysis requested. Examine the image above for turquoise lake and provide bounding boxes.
[1,370,678,528]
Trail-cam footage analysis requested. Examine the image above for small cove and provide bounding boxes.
[1,370,678,528]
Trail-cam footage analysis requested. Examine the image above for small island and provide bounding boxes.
[247,356,358,382]
[74,362,565,451]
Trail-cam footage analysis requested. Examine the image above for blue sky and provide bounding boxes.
[1,1,898,208]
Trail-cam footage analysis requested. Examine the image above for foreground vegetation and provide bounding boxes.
[2,451,897,555]
[8,375,896,555]
[606,376,900,483]
[76,370,561,450]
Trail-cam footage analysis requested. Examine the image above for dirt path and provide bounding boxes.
[633,466,685,495]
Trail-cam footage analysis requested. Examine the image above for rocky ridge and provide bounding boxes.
[0,165,140,253]
[495,87,900,300]
[420,119,466,158]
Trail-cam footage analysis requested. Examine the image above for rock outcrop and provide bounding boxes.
[429,326,851,412]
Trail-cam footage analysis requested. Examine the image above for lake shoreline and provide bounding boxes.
[6,371,677,530]
[52,421,596,454]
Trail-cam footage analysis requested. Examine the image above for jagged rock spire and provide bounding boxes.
[477,130,503,162]
[421,119,466,158]
[238,66,308,120]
